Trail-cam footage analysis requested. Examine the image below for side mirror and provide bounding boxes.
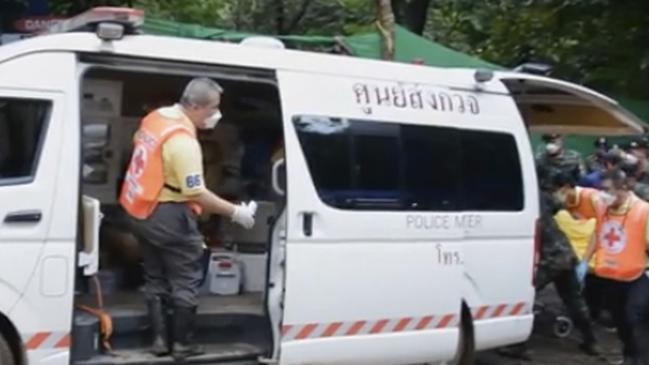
[272,158,286,196]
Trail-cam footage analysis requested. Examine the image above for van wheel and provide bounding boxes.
[451,306,476,365]
[0,334,15,365]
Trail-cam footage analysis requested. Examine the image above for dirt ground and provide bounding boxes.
[475,286,624,365]
[476,329,621,365]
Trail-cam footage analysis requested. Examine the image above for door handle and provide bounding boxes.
[302,212,313,237]
[4,210,42,224]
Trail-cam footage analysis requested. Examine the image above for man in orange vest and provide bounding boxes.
[120,77,257,360]
[580,169,649,365]
[551,172,599,220]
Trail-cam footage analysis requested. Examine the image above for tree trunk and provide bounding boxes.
[403,0,431,35]
[274,0,286,35]
[286,0,312,34]
[376,0,395,60]
[390,0,403,23]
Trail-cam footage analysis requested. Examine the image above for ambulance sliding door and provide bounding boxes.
[277,70,464,365]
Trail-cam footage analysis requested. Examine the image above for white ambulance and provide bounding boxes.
[0,7,643,365]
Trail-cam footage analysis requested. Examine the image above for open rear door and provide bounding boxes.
[497,72,646,135]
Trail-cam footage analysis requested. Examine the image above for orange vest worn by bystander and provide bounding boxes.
[595,195,649,281]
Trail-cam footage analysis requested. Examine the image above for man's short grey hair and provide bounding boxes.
[180,77,224,107]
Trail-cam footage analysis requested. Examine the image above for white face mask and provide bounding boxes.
[545,142,561,156]
[599,191,616,207]
[203,109,222,129]
[553,190,567,205]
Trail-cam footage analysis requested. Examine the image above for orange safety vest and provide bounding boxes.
[595,195,649,281]
[567,187,598,220]
[119,109,201,219]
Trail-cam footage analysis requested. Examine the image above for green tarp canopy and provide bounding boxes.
[142,18,502,68]
[142,17,649,153]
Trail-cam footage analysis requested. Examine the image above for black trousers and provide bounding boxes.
[599,274,649,364]
[129,202,205,308]
[584,274,607,320]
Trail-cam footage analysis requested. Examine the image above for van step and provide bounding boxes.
[74,292,270,351]
[75,343,263,365]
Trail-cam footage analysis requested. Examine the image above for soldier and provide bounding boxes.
[585,137,609,173]
[627,139,649,184]
[579,151,622,189]
[499,166,600,360]
[537,170,600,356]
[621,156,649,202]
[536,133,585,183]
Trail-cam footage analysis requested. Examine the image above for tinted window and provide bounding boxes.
[402,125,461,210]
[461,130,524,210]
[293,115,523,211]
[0,98,50,183]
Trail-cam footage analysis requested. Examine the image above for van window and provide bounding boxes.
[293,115,523,211]
[461,130,524,211]
[0,98,50,183]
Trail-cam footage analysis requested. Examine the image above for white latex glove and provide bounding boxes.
[231,201,257,229]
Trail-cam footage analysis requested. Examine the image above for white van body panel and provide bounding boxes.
[0,52,78,364]
[276,70,536,364]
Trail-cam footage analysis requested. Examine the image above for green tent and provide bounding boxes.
[343,24,503,70]
[141,17,649,153]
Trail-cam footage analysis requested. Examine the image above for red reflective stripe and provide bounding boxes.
[393,317,412,332]
[474,306,488,320]
[370,319,389,334]
[416,316,434,330]
[436,314,454,328]
[54,334,70,348]
[491,304,507,318]
[321,322,343,337]
[25,333,50,350]
[281,325,292,336]
[509,302,525,316]
[346,321,366,335]
[295,324,317,339]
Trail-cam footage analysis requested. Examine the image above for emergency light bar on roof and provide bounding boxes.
[43,7,144,35]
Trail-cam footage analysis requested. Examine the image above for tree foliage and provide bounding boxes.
[424,0,649,99]
[19,0,649,99]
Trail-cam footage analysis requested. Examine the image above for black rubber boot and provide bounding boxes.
[172,306,204,361]
[146,296,170,356]
[578,319,601,356]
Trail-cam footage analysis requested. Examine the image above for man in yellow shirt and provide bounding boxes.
[122,77,256,360]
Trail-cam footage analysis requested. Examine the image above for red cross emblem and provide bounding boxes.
[600,221,626,254]
[131,145,147,178]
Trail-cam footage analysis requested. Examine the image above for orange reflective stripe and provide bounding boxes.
[280,304,531,342]
[23,332,71,350]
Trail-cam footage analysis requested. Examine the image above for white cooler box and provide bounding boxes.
[201,251,242,296]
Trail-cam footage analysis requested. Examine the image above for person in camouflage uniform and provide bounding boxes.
[621,157,649,202]
[585,137,609,174]
[536,133,585,183]
[499,166,600,360]
[628,139,649,184]
[538,170,600,355]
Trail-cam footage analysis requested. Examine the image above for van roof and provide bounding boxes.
[0,32,510,94]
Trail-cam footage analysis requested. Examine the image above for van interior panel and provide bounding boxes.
[75,65,284,364]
